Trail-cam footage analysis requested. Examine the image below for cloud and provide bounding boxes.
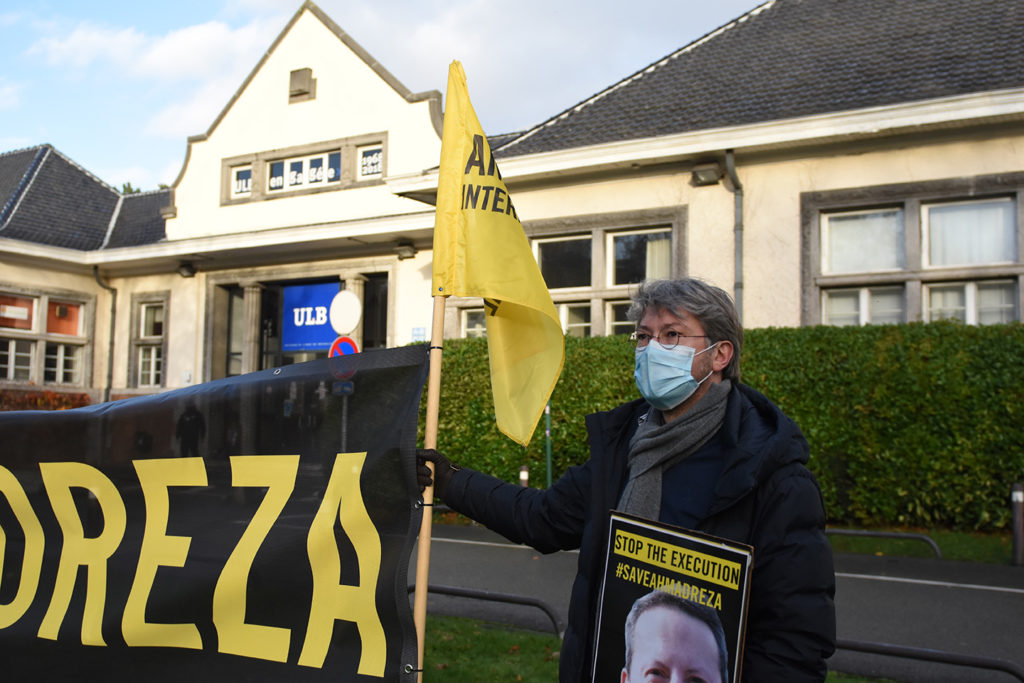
[91,156,184,191]
[0,11,23,27]
[0,136,32,150]
[28,22,146,70]
[221,0,290,17]
[157,156,187,187]
[22,11,288,153]
[96,162,158,190]
[131,16,283,82]
[8,0,766,190]
[313,0,540,130]
[25,14,283,85]
[0,78,20,111]
[310,0,756,133]
[143,76,243,140]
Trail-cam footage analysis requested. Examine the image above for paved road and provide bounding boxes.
[411,523,1024,682]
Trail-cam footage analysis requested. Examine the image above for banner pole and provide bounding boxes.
[414,293,447,681]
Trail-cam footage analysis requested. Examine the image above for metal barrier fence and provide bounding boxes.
[826,528,942,558]
[409,583,563,637]
[411,585,1024,680]
[424,509,1024,677]
[837,639,1024,681]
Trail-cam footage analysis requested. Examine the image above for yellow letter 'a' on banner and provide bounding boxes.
[432,60,564,447]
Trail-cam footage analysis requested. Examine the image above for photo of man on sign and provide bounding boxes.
[588,513,751,683]
[621,590,729,683]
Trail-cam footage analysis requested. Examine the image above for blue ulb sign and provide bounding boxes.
[282,283,341,351]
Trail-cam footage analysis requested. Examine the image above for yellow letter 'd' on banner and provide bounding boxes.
[432,61,564,446]
[0,466,45,629]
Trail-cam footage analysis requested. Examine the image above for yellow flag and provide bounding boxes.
[432,61,564,447]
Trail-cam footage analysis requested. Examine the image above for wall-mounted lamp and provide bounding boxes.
[394,241,417,260]
[691,162,723,187]
[177,262,197,278]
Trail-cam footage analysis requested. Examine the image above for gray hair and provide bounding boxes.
[626,278,742,381]
[623,590,729,683]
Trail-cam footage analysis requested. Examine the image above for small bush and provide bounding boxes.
[0,389,91,411]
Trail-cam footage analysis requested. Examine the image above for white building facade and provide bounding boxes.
[2,0,1023,404]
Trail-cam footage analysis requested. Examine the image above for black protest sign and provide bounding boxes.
[0,346,427,681]
[592,512,753,683]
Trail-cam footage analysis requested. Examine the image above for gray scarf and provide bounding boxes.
[617,379,731,520]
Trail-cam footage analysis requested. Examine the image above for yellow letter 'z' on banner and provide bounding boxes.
[432,60,565,447]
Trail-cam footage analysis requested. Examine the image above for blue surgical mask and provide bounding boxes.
[634,341,718,411]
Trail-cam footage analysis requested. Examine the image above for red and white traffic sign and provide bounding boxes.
[328,335,359,357]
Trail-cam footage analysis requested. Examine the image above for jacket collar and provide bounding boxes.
[707,383,809,515]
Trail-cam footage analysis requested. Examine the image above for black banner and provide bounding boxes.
[0,346,428,681]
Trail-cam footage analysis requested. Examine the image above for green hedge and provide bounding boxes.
[423,321,1024,532]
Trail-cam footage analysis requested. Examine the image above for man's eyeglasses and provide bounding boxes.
[629,330,708,349]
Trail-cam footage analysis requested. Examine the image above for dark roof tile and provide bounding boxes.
[0,145,167,251]
[0,146,46,226]
[497,0,1024,157]
[106,190,169,248]
[0,148,118,250]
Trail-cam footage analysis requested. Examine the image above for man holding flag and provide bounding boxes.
[418,64,833,682]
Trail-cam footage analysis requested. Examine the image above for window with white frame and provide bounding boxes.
[806,179,1023,326]
[457,212,681,338]
[926,280,1016,324]
[221,135,387,205]
[357,144,384,181]
[821,208,905,274]
[607,301,634,337]
[822,287,904,326]
[0,338,32,381]
[923,198,1016,268]
[608,229,672,285]
[45,342,81,384]
[535,236,591,289]
[0,293,34,332]
[231,165,252,198]
[139,302,164,386]
[268,151,342,192]
[463,303,595,338]
[131,294,168,388]
[558,302,592,337]
[0,291,88,385]
[463,309,487,338]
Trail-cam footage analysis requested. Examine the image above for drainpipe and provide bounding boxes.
[724,150,743,322]
[93,266,116,404]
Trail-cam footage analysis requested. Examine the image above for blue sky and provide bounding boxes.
[0,0,765,191]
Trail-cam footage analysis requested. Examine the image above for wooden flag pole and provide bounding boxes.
[413,293,447,681]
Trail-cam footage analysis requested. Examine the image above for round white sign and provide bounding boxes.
[329,290,362,335]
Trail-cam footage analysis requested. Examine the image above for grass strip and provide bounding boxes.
[424,614,559,681]
[828,527,1013,563]
[423,614,894,682]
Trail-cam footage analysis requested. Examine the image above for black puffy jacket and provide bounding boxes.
[442,383,836,682]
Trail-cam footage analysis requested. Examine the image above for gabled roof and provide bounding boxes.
[177,0,443,188]
[496,0,1024,157]
[106,190,169,248]
[0,147,44,225]
[0,144,167,251]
